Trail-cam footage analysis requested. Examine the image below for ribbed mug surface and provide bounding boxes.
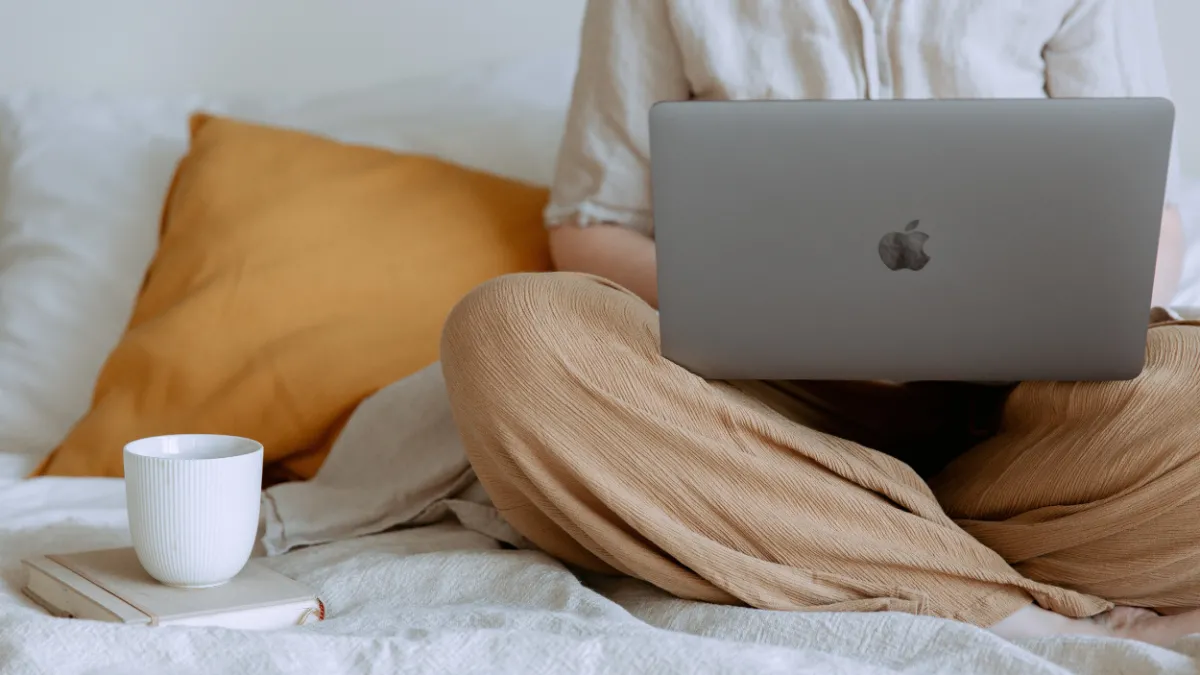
[124,435,263,588]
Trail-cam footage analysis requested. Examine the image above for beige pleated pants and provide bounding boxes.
[440,272,1200,627]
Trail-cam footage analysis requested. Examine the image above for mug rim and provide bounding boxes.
[124,434,263,461]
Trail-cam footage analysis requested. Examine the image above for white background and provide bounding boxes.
[0,0,1194,175]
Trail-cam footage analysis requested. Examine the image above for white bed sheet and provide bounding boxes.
[5,377,1200,675]
[3,479,1200,675]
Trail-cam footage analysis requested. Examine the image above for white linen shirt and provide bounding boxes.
[546,0,1182,236]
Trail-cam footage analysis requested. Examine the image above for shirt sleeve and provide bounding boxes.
[544,0,692,236]
[1044,0,1183,207]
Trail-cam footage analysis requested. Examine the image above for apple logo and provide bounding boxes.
[878,219,931,271]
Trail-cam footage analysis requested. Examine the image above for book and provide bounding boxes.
[22,547,324,630]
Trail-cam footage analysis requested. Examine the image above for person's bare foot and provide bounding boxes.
[990,604,1110,641]
[990,604,1200,646]
[1094,606,1200,646]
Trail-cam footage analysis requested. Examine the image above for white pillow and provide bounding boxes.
[0,95,208,470]
[0,49,577,477]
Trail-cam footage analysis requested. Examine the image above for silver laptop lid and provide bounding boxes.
[650,99,1175,381]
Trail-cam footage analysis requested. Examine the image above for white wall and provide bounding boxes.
[0,0,1193,173]
[0,0,588,94]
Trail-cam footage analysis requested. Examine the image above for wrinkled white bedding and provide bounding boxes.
[4,481,1200,675]
[4,366,1200,675]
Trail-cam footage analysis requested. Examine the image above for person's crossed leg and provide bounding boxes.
[442,271,1200,644]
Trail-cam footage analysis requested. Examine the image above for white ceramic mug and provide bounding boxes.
[123,434,264,588]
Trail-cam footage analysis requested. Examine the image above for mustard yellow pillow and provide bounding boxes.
[34,114,551,480]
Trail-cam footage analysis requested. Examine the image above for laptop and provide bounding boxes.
[649,98,1175,382]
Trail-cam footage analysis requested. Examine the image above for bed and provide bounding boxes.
[2,2,1200,674]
